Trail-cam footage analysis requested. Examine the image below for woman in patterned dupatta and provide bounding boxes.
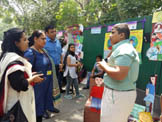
[0,28,44,122]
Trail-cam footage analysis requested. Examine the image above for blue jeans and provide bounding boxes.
[65,74,80,96]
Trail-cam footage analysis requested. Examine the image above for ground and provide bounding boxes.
[43,84,89,122]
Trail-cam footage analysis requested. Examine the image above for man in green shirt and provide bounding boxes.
[98,23,139,122]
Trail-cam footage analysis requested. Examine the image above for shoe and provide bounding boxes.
[64,95,72,100]
[43,111,50,119]
[49,112,55,118]
[52,107,60,113]
[69,91,73,94]
[61,89,65,93]
[75,94,84,98]
[83,86,89,89]
[47,111,55,118]
[69,89,74,94]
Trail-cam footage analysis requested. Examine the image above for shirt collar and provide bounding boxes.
[112,39,129,51]
[46,36,56,42]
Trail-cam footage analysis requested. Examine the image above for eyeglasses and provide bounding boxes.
[70,46,75,48]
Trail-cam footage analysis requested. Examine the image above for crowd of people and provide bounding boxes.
[0,24,85,122]
[0,23,141,122]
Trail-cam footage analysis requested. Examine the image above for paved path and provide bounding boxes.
[43,84,89,122]
[43,86,162,122]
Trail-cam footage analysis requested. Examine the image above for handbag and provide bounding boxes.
[0,101,28,122]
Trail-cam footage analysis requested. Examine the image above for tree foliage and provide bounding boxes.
[56,0,81,29]
[0,0,161,39]
[0,0,61,34]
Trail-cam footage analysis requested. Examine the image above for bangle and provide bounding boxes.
[30,81,35,86]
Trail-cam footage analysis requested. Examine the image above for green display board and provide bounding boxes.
[83,16,162,95]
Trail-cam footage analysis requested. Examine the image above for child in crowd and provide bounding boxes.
[83,55,104,89]
[63,43,84,99]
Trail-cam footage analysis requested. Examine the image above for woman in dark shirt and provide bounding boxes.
[0,28,43,122]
